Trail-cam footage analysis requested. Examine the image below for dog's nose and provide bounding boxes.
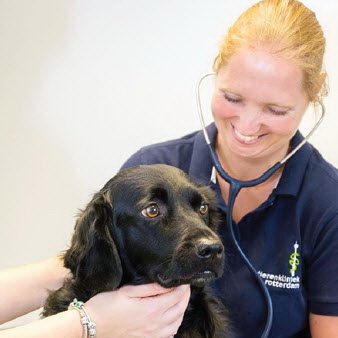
[196,242,223,259]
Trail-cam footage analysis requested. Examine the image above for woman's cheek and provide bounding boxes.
[211,95,235,120]
[268,115,301,136]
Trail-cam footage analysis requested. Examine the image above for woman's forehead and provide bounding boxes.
[216,48,308,104]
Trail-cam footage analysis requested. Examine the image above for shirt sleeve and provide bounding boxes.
[120,149,144,171]
[307,214,338,315]
[119,141,193,173]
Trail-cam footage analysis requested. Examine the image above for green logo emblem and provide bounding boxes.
[289,242,300,277]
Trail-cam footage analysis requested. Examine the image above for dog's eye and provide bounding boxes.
[141,204,160,218]
[200,203,208,215]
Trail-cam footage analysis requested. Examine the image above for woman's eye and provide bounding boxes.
[141,204,160,218]
[225,95,242,103]
[268,107,289,116]
[200,203,209,215]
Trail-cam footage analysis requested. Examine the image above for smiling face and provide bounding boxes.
[211,47,310,163]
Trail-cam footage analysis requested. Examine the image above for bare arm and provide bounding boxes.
[0,256,69,324]
[310,313,338,338]
[0,310,82,338]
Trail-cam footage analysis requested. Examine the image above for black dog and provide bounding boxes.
[42,164,230,337]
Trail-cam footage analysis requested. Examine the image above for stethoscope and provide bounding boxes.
[196,73,325,338]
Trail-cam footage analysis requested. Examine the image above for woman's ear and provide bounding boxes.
[64,191,122,292]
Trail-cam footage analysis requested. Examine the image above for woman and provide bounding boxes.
[1,0,337,337]
[121,0,338,336]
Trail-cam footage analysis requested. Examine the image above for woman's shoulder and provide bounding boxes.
[300,146,338,226]
[278,140,338,230]
[120,129,202,172]
[306,146,338,193]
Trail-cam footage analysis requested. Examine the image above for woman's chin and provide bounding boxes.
[227,137,268,159]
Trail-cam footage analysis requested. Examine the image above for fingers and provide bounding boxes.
[154,284,190,312]
[159,285,190,332]
[162,285,190,319]
[122,283,190,314]
[122,283,174,298]
[153,285,191,337]
[158,315,186,338]
[114,283,190,338]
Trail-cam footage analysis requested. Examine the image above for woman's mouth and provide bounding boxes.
[232,125,267,145]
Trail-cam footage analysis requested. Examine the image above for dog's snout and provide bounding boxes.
[196,242,223,259]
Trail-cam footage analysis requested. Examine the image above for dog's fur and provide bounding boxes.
[42,164,230,337]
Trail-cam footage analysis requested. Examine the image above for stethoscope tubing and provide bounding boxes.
[196,73,325,338]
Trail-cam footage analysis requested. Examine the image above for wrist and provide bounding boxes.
[66,310,85,338]
[46,256,71,289]
[68,299,97,338]
[0,311,84,338]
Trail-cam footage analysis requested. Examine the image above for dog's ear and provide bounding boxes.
[64,191,122,291]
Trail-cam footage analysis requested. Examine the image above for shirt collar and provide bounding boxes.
[274,131,313,196]
[188,123,217,185]
[188,124,313,197]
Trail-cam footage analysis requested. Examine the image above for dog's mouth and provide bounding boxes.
[157,270,217,288]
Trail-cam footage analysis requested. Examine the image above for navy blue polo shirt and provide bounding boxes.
[120,124,338,338]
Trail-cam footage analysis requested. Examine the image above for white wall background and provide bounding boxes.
[0,0,337,321]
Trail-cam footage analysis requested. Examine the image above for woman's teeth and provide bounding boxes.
[234,128,259,142]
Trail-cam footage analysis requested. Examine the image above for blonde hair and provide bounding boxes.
[214,0,328,102]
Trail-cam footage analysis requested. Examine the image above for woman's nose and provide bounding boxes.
[234,108,262,136]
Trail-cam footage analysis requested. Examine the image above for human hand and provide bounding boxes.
[84,283,191,338]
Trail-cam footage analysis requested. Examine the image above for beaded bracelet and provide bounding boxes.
[68,298,96,338]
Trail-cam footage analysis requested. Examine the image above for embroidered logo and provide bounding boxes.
[289,241,300,277]
[258,241,301,289]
